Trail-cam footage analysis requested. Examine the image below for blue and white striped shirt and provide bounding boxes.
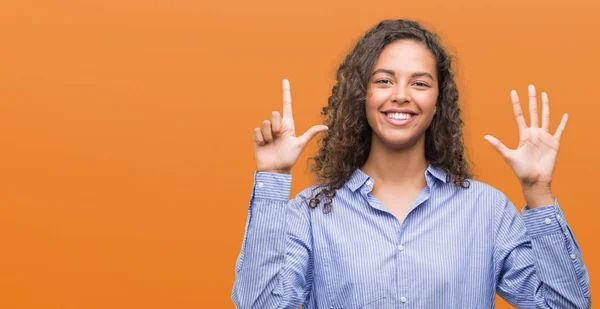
[232,164,591,308]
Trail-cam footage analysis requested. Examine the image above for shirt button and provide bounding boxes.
[366,180,373,186]
[401,296,407,303]
[257,182,264,188]
[570,254,577,260]
[544,218,551,225]
[397,245,404,251]
[556,214,562,220]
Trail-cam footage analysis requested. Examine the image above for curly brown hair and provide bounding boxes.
[308,19,472,213]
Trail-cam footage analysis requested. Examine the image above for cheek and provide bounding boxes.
[414,91,438,113]
[365,98,381,128]
[367,88,390,103]
[366,90,389,114]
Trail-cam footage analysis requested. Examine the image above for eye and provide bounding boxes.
[413,81,430,88]
[375,79,392,85]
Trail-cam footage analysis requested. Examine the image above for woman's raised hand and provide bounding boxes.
[253,79,328,174]
[484,85,568,188]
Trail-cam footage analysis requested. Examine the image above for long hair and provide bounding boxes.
[308,19,472,213]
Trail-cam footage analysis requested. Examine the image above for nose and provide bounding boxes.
[392,84,411,104]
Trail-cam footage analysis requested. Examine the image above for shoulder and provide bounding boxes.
[442,178,508,211]
[295,185,321,204]
[293,183,345,214]
[453,178,510,208]
[288,184,325,210]
[464,179,503,195]
[448,179,515,233]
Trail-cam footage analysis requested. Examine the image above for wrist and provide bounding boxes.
[521,182,554,209]
[260,169,291,174]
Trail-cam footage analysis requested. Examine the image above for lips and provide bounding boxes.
[385,112,415,120]
[382,112,417,127]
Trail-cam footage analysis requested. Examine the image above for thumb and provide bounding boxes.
[484,134,511,159]
[298,125,328,146]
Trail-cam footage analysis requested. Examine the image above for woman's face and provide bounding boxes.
[366,40,439,150]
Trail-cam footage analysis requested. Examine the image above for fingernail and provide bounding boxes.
[528,85,535,96]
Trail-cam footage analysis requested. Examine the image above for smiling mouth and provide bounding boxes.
[382,112,417,126]
[384,112,415,120]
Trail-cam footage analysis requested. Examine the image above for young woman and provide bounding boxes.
[232,20,591,308]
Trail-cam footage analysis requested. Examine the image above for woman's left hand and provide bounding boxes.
[484,85,568,207]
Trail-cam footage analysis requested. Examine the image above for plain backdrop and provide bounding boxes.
[0,0,597,307]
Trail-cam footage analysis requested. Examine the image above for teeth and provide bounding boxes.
[386,112,413,120]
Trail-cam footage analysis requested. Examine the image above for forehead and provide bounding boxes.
[373,40,437,75]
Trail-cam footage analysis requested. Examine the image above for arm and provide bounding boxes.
[486,85,591,307]
[233,79,327,308]
[232,172,313,309]
[494,194,590,308]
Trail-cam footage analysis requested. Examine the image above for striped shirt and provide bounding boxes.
[232,164,591,308]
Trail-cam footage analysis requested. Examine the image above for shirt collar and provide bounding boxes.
[347,168,371,192]
[426,164,449,184]
[346,163,449,192]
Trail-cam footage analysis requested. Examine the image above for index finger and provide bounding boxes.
[282,79,294,121]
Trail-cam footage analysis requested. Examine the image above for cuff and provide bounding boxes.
[522,198,563,238]
[252,171,292,201]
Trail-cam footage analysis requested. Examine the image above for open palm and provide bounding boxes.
[484,85,568,186]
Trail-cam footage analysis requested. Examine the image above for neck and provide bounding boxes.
[361,135,428,187]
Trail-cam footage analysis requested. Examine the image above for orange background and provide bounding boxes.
[0,0,597,308]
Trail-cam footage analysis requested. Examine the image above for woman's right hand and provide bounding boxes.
[253,79,328,174]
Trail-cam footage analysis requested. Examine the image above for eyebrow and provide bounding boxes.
[371,69,434,80]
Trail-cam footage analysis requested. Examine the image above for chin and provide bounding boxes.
[379,135,421,150]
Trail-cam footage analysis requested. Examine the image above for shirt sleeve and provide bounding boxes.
[231,172,314,309]
[493,193,591,308]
